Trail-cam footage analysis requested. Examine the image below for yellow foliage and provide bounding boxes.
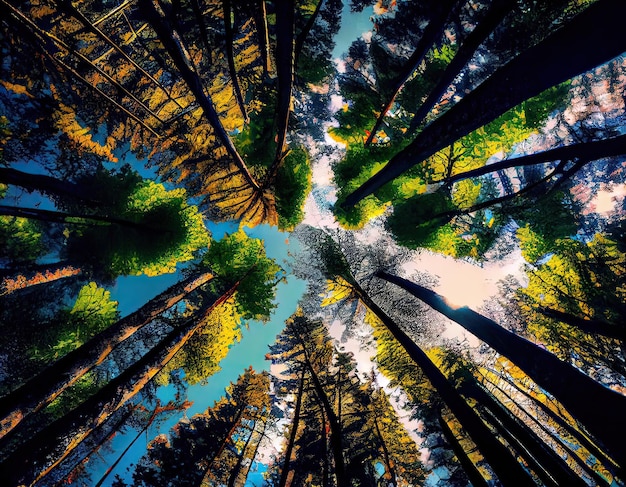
[321,277,355,307]
[53,103,118,162]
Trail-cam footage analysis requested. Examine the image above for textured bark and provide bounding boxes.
[0,272,213,440]
[265,0,295,185]
[350,282,536,486]
[0,285,236,486]
[343,0,626,207]
[377,270,626,469]
[278,369,306,487]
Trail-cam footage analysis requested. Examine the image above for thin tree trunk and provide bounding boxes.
[343,0,626,208]
[265,0,295,185]
[437,411,489,487]
[364,0,458,147]
[0,272,213,440]
[351,282,536,486]
[190,0,213,65]
[479,372,612,487]
[227,419,257,487]
[536,306,625,340]
[0,167,96,203]
[0,283,237,486]
[463,378,587,487]
[222,0,249,123]
[371,405,397,486]
[295,332,347,487]
[140,0,261,192]
[377,270,626,469]
[0,204,171,234]
[480,364,620,478]
[439,133,626,186]
[278,368,306,487]
[293,0,324,69]
[253,0,271,76]
[407,0,517,132]
[240,418,267,484]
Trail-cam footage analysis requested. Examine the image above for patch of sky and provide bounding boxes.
[91,223,306,485]
[332,3,374,59]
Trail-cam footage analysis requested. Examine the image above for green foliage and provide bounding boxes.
[67,178,210,277]
[31,282,119,363]
[203,230,281,320]
[0,215,45,263]
[521,81,570,129]
[43,371,100,420]
[275,145,312,230]
[156,300,243,386]
[386,191,455,248]
[517,224,550,263]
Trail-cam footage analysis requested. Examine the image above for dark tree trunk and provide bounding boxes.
[343,0,626,208]
[139,0,261,191]
[377,270,626,469]
[295,332,347,487]
[223,0,249,123]
[265,0,295,185]
[408,0,517,132]
[252,0,271,76]
[227,419,257,487]
[0,204,169,234]
[364,0,458,147]
[0,284,237,486]
[190,0,213,65]
[0,167,96,203]
[278,368,306,487]
[441,133,626,186]
[351,283,536,486]
[437,411,489,487]
[293,0,324,69]
[462,378,587,487]
[478,372,612,487]
[0,272,213,440]
[536,306,625,340]
[371,406,397,486]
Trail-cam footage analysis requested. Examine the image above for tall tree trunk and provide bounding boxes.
[0,167,96,203]
[350,282,536,486]
[480,365,620,479]
[252,0,271,76]
[0,272,213,440]
[0,283,237,486]
[364,0,458,147]
[265,0,295,185]
[227,419,257,487]
[278,368,306,487]
[478,372,612,487]
[536,306,625,340]
[222,0,249,123]
[377,270,626,469]
[139,0,261,192]
[437,411,489,487]
[0,204,170,234]
[371,404,397,486]
[407,0,517,132]
[462,378,587,487]
[241,417,267,484]
[440,133,626,186]
[0,263,81,296]
[293,0,324,69]
[295,332,347,487]
[343,0,626,208]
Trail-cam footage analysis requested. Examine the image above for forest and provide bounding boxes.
[0,0,625,485]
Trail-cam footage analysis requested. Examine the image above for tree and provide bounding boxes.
[377,270,626,469]
[132,368,271,486]
[0,231,280,485]
[342,0,626,208]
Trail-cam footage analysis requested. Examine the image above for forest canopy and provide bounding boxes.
[1,0,625,486]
